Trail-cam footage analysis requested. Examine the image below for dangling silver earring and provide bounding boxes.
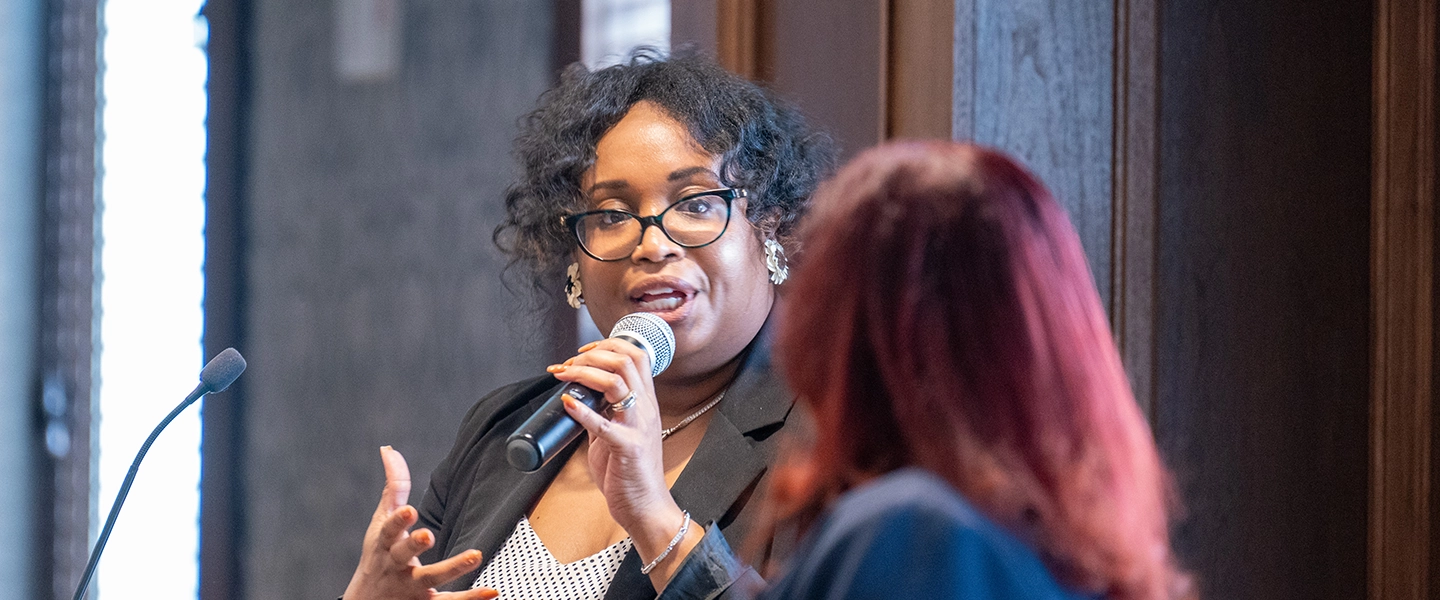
[764,239,788,285]
[565,262,585,309]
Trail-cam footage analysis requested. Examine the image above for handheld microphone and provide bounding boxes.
[506,313,674,472]
[72,348,247,600]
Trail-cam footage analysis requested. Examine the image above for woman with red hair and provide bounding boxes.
[667,141,1190,599]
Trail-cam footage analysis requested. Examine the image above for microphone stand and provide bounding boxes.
[72,382,209,600]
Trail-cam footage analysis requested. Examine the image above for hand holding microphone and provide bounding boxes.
[506,312,674,472]
[528,312,703,581]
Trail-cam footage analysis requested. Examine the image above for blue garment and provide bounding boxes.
[664,468,1093,600]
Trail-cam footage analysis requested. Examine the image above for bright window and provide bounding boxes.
[95,0,208,597]
[581,0,669,69]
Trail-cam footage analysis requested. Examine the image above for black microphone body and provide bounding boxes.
[507,313,674,472]
[72,348,246,600]
[505,353,637,473]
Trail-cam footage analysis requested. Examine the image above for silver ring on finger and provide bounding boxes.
[611,390,638,412]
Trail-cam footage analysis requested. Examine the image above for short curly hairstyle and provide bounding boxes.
[494,48,837,300]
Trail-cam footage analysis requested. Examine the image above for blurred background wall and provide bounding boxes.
[6,1,1436,599]
[233,1,563,598]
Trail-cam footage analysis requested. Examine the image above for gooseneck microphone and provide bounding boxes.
[72,348,247,600]
[507,313,675,472]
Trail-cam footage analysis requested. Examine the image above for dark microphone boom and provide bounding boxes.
[72,347,247,600]
[506,312,674,472]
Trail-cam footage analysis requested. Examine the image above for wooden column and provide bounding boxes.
[1369,0,1437,598]
[885,0,954,140]
[1109,0,1160,417]
[716,0,763,80]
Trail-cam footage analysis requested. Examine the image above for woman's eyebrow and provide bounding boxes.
[586,167,718,195]
[586,179,628,194]
[667,166,719,182]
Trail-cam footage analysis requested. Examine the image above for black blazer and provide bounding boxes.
[417,334,794,598]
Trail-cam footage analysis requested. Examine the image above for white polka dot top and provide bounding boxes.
[473,516,633,600]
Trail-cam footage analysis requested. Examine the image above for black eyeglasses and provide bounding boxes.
[562,188,746,261]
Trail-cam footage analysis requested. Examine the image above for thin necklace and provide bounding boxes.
[660,389,727,440]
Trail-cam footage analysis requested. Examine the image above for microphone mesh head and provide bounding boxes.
[610,313,675,377]
[200,347,247,393]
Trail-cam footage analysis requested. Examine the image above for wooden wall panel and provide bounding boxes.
[1110,0,1159,416]
[693,0,954,154]
[683,0,883,159]
[1153,1,1372,598]
[671,0,719,58]
[956,0,1116,309]
[887,0,953,140]
[1370,0,1437,598]
[764,0,885,158]
[717,0,763,80]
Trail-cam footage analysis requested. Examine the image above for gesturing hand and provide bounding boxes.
[343,446,497,600]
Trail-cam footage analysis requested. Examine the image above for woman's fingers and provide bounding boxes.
[389,525,435,565]
[375,505,419,553]
[435,587,499,600]
[414,549,485,588]
[552,348,639,394]
[562,394,623,444]
[583,338,651,377]
[553,364,628,400]
[555,341,649,393]
[587,336,650,363]
[348,448,491,600]
[378,446,412,513]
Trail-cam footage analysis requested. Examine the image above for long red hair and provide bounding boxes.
[774,142,1188,600]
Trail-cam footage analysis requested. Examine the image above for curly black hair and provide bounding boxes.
[493,48,838,301]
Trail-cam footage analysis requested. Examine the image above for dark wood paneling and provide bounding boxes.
[952,0,973,141]
[764,0,884,157]
[672,0,718,58]
[718,0,763,80]
[694,0,886,158]
[955,0,1115,309]
[1154,1,1372,598]
[1110,0,1159,416]
[887,0,953,140]
[1370,0,1437,598]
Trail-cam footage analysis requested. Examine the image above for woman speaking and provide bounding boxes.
[341,52,835,600]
